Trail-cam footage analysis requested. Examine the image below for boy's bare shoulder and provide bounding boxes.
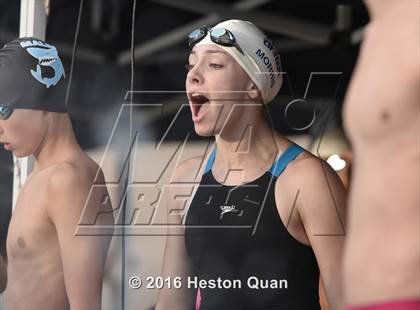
[46,153,104,198]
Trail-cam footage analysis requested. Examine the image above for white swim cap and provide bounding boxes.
[195,19,283,104]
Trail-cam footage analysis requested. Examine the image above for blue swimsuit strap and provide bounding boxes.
[204,144,305,177]
[269,144,304,177]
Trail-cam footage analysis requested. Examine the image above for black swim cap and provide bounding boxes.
[0,37,67,113]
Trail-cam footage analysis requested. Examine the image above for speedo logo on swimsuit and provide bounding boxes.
[20,39,65,88]
[255,38,282,88]
[220,205,242,219]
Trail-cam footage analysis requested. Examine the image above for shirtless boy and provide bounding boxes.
[0,38,113,309]
[343,1,420,309]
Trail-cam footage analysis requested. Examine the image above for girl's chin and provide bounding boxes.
[194,124,217,137]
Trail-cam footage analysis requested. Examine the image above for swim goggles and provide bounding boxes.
[188,26,244,55]
[0,106,13,120]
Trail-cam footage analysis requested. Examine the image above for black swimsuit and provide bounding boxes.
[185,144,321,310]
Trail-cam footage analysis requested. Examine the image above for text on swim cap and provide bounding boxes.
[256,48,281,88]
[19,39,52,49]
[264,39,282,75]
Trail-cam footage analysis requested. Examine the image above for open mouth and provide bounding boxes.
[39,57,57,65]
[189,92,210,119]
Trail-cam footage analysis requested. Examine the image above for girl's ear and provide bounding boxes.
[247,83,261,101]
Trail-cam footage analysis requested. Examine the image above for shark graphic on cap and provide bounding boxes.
[22,40,65,88]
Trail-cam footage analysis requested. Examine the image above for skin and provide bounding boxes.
[0,109,114,309]
[156,44,347,310]
[342,0,420,306]
[0,253,6,292]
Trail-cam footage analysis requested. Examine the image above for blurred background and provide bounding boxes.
[0,0,368,309]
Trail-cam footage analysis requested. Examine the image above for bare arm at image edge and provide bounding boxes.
[46,164,113,310]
